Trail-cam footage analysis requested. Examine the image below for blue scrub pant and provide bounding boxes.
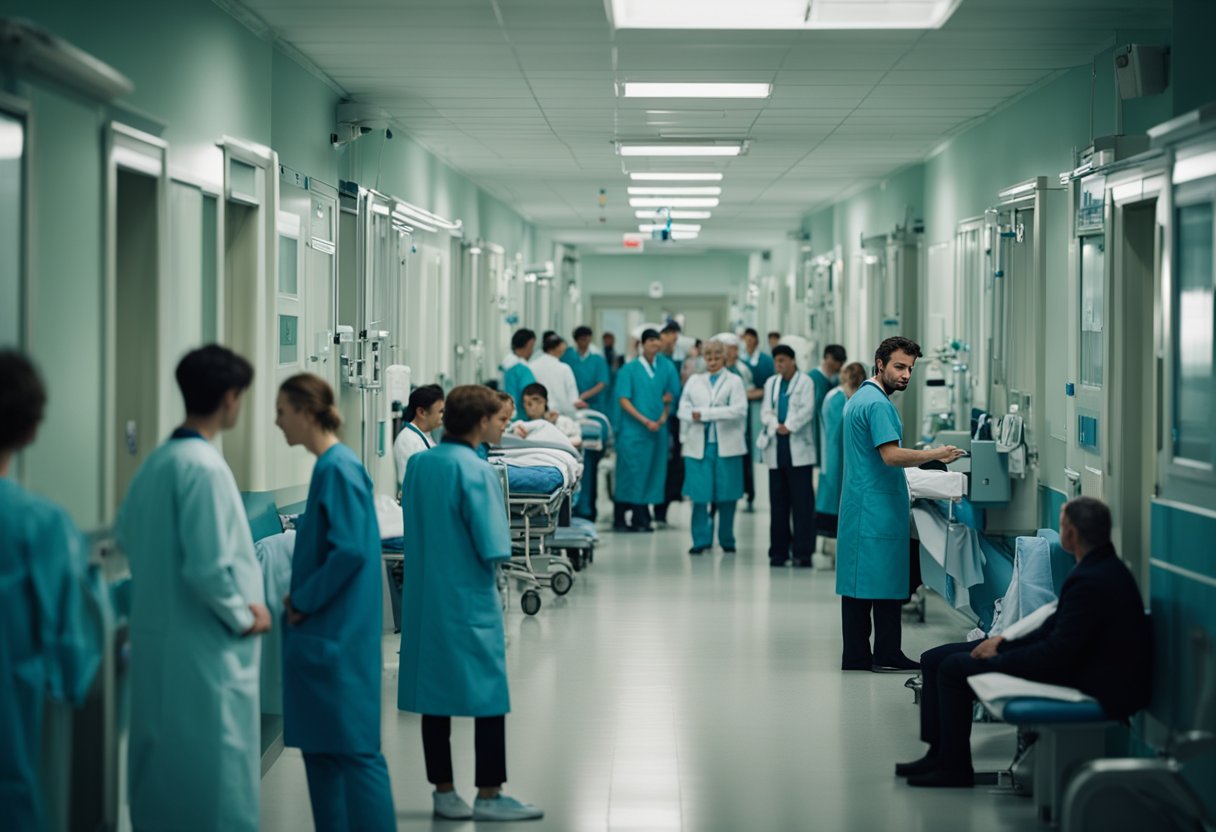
[573,449,601,520]
[302,752,396,832]
[692,502,736,549]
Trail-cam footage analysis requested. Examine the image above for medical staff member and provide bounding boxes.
[809,344,847,463]
[117,345,270,832]
[677,340,748,555]
[760,345,818,567]
[394,383,444,491]
[563,326,610,520]
[276,374,396,831]
[529,332,583,417]
[720,333,759,513]
[654,323,686,527]
[614,329,676,532]
[502,329,537,415]
[814,362,868,565]
[837,337,963,672]
[398,385,543,822]
[741,328,775,389]
[0,351,101,832]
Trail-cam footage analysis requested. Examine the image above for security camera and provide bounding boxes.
[386,128,393,140]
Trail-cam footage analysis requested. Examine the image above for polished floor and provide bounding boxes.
[260,498,1044,832]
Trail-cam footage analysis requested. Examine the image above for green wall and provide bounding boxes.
[581,253,750,299]
[3,0,537,526]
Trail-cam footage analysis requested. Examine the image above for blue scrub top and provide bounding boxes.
[747,351,775,391]
[836,380,910,599]
[0,479,101,832]
[503,361,535,417]
[562,348,611,413]
[614,356,676,505]
[399,439,512,717]
[284,442,384,753]
[808,367,837,460]
[815,387,848,516]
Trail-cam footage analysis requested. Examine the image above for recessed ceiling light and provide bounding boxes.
[671,230,700,240]
[634,210,714,219]
[610,0,963,30]
[639,223,702,233]
[630,172,724,182]
[621,82,772,99]
[627,186,722,196]
[629,197,720,208]
[617,141,745,157]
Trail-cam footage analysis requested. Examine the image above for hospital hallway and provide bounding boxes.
[261,502,1039,832]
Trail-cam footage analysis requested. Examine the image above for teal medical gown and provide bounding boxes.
[1,478,101,832]
[836,381,910,600]
[815,387,848,518]
[284,443,385,752]
[614,356,680,505]
[503,361,536,417]
[808,367,838,463]
[398,439,513,717]
[563,348,611,412]
[116,434,265,832]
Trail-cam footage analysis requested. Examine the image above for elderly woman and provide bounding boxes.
[676,339,749,555]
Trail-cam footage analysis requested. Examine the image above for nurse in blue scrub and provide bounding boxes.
[277,374,396,832]
[836,337,962,672]
[563,325,610,520]
[502,328,538,416]
[809,344,848,465]
[398,385,543,822]
[0,351,101,832]
[814,362,868,552]
[118,345,270,832]
[613,329,675,532]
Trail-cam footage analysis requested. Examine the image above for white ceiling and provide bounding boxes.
[238,0,1170,252]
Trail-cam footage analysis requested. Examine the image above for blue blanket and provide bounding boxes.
[507,465,564,495]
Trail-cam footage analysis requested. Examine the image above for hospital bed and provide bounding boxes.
[489,436,593,616]
[577,408,614,453]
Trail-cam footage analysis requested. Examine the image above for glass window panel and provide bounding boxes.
[1080,236,1106,388]
[278,234,298,295]
[279,314,298,365]
[0,111,24,347]
[1174,202,1214,465]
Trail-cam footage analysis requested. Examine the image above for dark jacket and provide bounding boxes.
[993,543,1151,719]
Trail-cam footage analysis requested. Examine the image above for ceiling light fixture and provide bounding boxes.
[621,82,771,98]
[671,230,700,240]
[609,0,963,30]
[629,197,720,208]
[629,172,724,182]
[627,186,722,196]
[617,141,746,157]
[634,210,713,219]
[639,223,702,233]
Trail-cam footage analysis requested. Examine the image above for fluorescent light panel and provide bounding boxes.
[639,224,702,232]
[618,144,742,157]
[610,0,963,30]
[622,82,771,99]
[629,197,720,208]
[671,231,700,240]
[627,186,721,196]
[629,172,723,182]
[635,210,713,219]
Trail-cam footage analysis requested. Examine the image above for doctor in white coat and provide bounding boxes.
[759,344,818,567]
[394,383,445,492]
[678,339,748,555]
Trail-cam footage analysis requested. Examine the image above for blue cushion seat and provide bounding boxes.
[1001,698,1109,724]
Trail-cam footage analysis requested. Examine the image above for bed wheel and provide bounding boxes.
[521,590,542,616]
[551,570,574,596]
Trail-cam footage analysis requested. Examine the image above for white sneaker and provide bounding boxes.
[433,790,473,819]
[472,794,544,821]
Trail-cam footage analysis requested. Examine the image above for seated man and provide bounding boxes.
[515,382,582,448]
[898,496,1151,788]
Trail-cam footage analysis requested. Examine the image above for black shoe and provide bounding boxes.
[906,769,974,788]
[794,558,813,568]
[613,524,637,533]
[873,655,921,673]
[722,546,737,554]
[841,662,872,671]
[894,753,939,778]
[770,559,789,568]
[689,546,708,555]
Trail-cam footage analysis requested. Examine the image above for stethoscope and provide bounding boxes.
[404,422,432,448]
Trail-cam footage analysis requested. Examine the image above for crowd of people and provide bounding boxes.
[0,316,1153,830]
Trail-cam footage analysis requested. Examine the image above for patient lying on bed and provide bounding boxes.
[517,383,582,447]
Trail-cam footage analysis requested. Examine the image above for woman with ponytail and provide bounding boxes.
[274,373,396,831]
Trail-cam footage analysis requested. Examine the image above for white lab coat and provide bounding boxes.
[759,372,818,469]
[677,371,748,459]
[528,353,582,417]
[393,423,434,489]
